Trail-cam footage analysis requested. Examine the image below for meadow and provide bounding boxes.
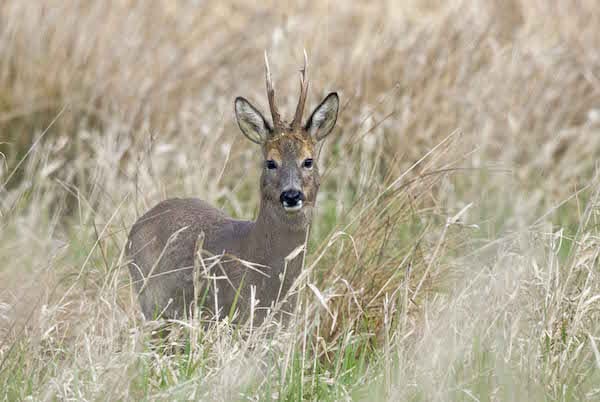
[1,0,600,400]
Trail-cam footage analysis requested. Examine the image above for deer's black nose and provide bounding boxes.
[280,190,304,207]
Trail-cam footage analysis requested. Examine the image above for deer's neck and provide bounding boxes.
[248,202,308,267]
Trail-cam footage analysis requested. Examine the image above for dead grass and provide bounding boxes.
[1,0,599,400]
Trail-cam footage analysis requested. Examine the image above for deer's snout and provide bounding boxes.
[280,190,305,211]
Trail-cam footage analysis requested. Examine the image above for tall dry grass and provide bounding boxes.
[1,0,599,400]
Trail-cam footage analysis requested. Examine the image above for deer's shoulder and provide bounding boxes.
[129,198,237,246]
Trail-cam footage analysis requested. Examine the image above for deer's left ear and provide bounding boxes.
[305,92,339,141]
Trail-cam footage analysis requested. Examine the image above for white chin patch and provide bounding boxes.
[283,200,303,212]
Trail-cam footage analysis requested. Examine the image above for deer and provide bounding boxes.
[126,52,339,324]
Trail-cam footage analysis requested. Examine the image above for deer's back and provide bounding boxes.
[126,197,252,318]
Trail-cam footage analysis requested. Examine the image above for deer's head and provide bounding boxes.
[234,52,339,230]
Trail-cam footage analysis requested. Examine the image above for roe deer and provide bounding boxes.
[127,53,339,323]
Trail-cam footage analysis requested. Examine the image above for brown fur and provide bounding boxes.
[127,197,305,322]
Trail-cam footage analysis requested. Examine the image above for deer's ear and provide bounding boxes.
[235,97,272,144]
[305,92,339,141]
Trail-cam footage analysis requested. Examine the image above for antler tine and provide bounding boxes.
[291,49,309,130]
[264,51,282,129]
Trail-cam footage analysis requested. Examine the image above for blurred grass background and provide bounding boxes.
[1,0,600,400]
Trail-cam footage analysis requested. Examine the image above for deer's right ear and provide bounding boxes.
[235,97,272,144]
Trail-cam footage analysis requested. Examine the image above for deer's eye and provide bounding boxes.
[266,160,277,170]
[303,158,313,169]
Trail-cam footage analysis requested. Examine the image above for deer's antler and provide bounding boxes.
[291,50,309,130]
[264,51,283,130]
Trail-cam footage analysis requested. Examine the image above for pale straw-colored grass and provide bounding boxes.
[1,0,599,400]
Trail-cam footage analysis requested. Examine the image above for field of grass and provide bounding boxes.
[1,0,600,400]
